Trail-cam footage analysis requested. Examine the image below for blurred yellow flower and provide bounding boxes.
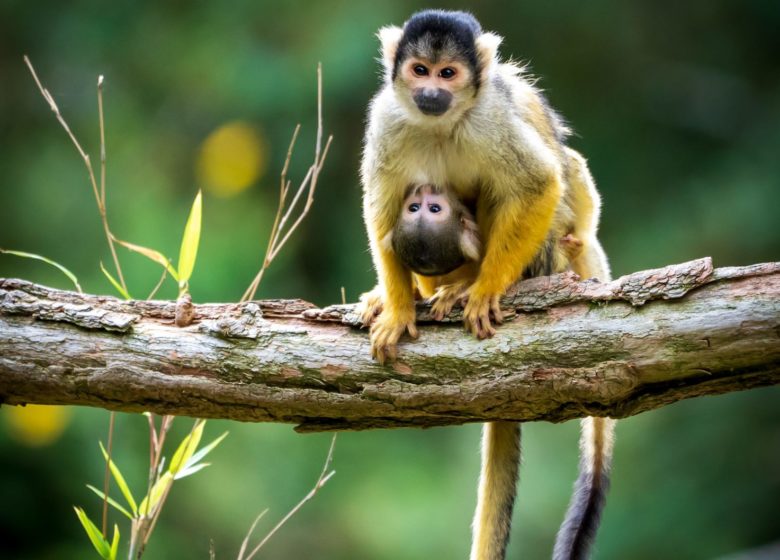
[4,404,72,446]
[196,121,268,197]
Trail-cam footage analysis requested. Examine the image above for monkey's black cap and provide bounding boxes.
[393,10,482,81]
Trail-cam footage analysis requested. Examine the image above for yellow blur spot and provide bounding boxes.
[197,121,268,197]
[4,404,72,446]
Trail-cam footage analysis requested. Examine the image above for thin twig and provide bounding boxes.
[146,414,159,490]
[241,63,331,302]
[240,125,302,302]
[237,509,269,560]
[267,136,332,262]
[23,56,127,292]
[244,434,337,560]
[147,267,168,300]
[98,75,106,207]
[101,411,116,537]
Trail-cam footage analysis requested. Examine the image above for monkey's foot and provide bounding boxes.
[356,287,384,327]
[462,290,502,339]
[428,281,469,321]
[370,308,418,364]
[560,233,584,261]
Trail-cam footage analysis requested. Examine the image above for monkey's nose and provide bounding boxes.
[413,88,453,116]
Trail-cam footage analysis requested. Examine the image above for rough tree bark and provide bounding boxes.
[0,258,778,432]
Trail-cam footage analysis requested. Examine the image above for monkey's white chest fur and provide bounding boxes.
[370,117,486,202]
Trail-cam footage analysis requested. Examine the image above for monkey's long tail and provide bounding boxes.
[553,416,616,560]
[469,421,521,560]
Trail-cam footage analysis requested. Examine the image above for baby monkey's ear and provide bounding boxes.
[459,215,482,262]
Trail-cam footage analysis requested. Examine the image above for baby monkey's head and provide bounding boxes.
[391,184,481,276]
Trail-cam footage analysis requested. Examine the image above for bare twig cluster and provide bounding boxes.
[237,435,337,560]
[241,63,333,302]
[24,57,127,294]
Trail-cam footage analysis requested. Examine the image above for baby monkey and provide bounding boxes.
[362,182,589,327]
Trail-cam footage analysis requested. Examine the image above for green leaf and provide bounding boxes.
[99,441,138,516]
[73,506,111,559]
[1,249,82,293]
[100,261,131,300]
[181,431,228,473]
[109,524,120,560]
[168,419,205,475]
[113,237,178,281]
[85,484,133,519]
[177,190,202,288]
[174,461,211,480]
[138,471,173,516]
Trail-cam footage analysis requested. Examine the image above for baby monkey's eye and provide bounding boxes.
[439,67,456,79]
[413,65,429,76]
[408,203,421,212]
[428,203,442,213]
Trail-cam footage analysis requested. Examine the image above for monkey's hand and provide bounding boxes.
[462,287,503,339]
[369,305,418,364]
[560,233,584,261]
[356,286,384,327]
[429,281,470,321]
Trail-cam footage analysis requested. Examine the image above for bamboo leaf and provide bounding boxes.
[85,484,133,519]
[113,237,178,281]
[109,524,120,560]
[182,431,228,472]
[177,190,202,287]
[100,261,131,300]
[1,249,82,293]
[174,462,211,480]
[73,506,111,558]
[99,441,138,516]
[168,419,205,475]
[138,471,173,516]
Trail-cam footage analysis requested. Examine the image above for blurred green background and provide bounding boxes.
[1,1,779,558]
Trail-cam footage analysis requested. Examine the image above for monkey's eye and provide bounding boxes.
[408,203,421,212]
[413,65,429,76]
[439,67,456,79]
[428,203,442,213]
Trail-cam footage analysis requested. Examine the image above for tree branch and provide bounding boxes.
[1,258,778,432]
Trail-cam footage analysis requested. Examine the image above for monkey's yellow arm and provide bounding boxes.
[363,196,418,364]
[465,177,563,338]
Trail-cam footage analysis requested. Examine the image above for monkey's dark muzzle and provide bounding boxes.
[413,88,453,116]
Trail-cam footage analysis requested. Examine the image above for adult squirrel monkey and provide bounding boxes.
[359,9,614,560]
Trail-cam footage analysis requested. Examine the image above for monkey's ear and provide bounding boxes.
[377,26,403,73]
[475,32,503,80]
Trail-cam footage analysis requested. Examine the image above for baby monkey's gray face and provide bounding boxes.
[392,185,481,276]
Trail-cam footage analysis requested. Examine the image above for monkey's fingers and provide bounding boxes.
[429,282,470,321]
[369,311,417,363]
[357,288,385,327]
[463,294,497,339]
[560,233,584,261]
[489,295,503,325]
